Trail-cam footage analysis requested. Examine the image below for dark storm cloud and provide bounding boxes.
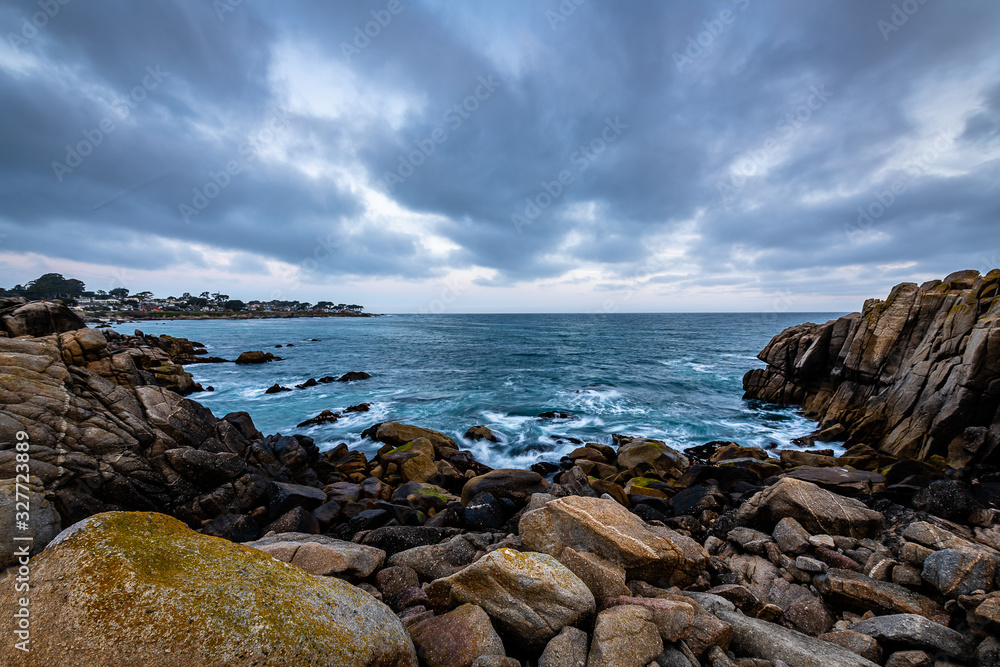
[0,0,998,297]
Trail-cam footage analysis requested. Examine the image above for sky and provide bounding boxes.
[0,0,998,313]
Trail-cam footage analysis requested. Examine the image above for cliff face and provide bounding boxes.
[743,269,1000,467]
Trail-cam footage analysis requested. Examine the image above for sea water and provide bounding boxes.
[113,312,845,468]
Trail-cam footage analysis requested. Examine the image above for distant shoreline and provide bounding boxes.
[84,311,380,323]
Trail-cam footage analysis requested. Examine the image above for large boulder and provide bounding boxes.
[519,495,708,586]
[734,478,885,538]
[0,512,416,666]
[427,548,595,652]
[1,301,85,337]
[849,614,972,660]
[587,605,664,667]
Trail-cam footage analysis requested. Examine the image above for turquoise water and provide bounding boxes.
[113,313,844,468]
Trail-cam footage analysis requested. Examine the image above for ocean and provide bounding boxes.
[112,312,845,468]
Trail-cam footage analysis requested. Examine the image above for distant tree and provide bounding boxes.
[96,289,108,298]
[134,291,154,301]
[181,292,192,300]
[224,299,246,312]
[20,273,85,300]
[199,291,210,300]
[316,301,334,310]
[187,297,208,309]
[109,288,129,300]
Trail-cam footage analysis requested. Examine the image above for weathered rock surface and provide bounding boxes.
[0,477,61,568]
[247,532,386,579]
[0,512,417,666]
[734,478,885,538]
[849,614,972,660]
[408,603,505,667]
[427,548,595,651]
[539,626,589,667]
[587,605,664,667]
[519,495,708,586]
[743,270,1000,467]
[1,300,85,337]
[718,610,880,667]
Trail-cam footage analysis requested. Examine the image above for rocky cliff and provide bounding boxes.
[743,270,1000,467]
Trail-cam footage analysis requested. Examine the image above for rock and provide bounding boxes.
[539,625,589,667]
[849,614,972,659]
[465,425,501,442]
[781,466,887,495]
[883,651,932,667]
[471,657,519,667]
[587,605,665,667]
[780,594,833,636]
[201,512,261,542]
[268,481,327,518]
[463,491,507,530]
[361,525,461,556]
[599,596,695,642]
[912,480,982,522]
[0,512,417,666]
[297,409,340,427]
[362,422,458,453]
[337,371,372,382]
[388,534,482,580]
[265,383,292,393]
[976,637,1000,667]
[818,630,883,663]
[921,548,997,597]
[0,477,61,568]
[742,271,1000,468]
[717,610,880,667]
[426,548,595,651]
[264,506,320,534]
[773,517,811,555]
[247,532,385,579]
[538,411,577,420]
[557,547,631,601]
[295,378,319,389]
[408,603,505,667]
[235,350,281,364]
[815,569,949,625]
[615,435,690,476]
[461,469,549,506]
[734,478,885,538]
[376,566,420,610]
[345,402,372,413]
[1,300,85,337]
[519,495,708,586]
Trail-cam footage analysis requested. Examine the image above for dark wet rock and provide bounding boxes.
[235,350,281,364]
[345,402,372,413]
[465,425,502,442]
[265,383,292,394]
[295,378,319,389]
[538,411,578,420]
[361,525,460,556]
[297,409,340,427]
[911,479,983,522]
[921,548,997,597]
[337,371,371,382]
[780,466,887,496]
[265,506,320,534]
[463,491,507,531]
[200,513,261,543]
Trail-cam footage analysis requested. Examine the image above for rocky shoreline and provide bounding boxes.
[84,310,379,324]
[1,281,999,666]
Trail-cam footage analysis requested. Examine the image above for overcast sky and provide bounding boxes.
[1,1,998,313]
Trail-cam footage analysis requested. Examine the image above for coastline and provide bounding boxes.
[1,281,998,666]
[84,310,381,323]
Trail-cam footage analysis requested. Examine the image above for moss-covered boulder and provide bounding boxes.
[0,512,417,666]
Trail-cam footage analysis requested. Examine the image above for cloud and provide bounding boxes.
[0,0,998,311]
